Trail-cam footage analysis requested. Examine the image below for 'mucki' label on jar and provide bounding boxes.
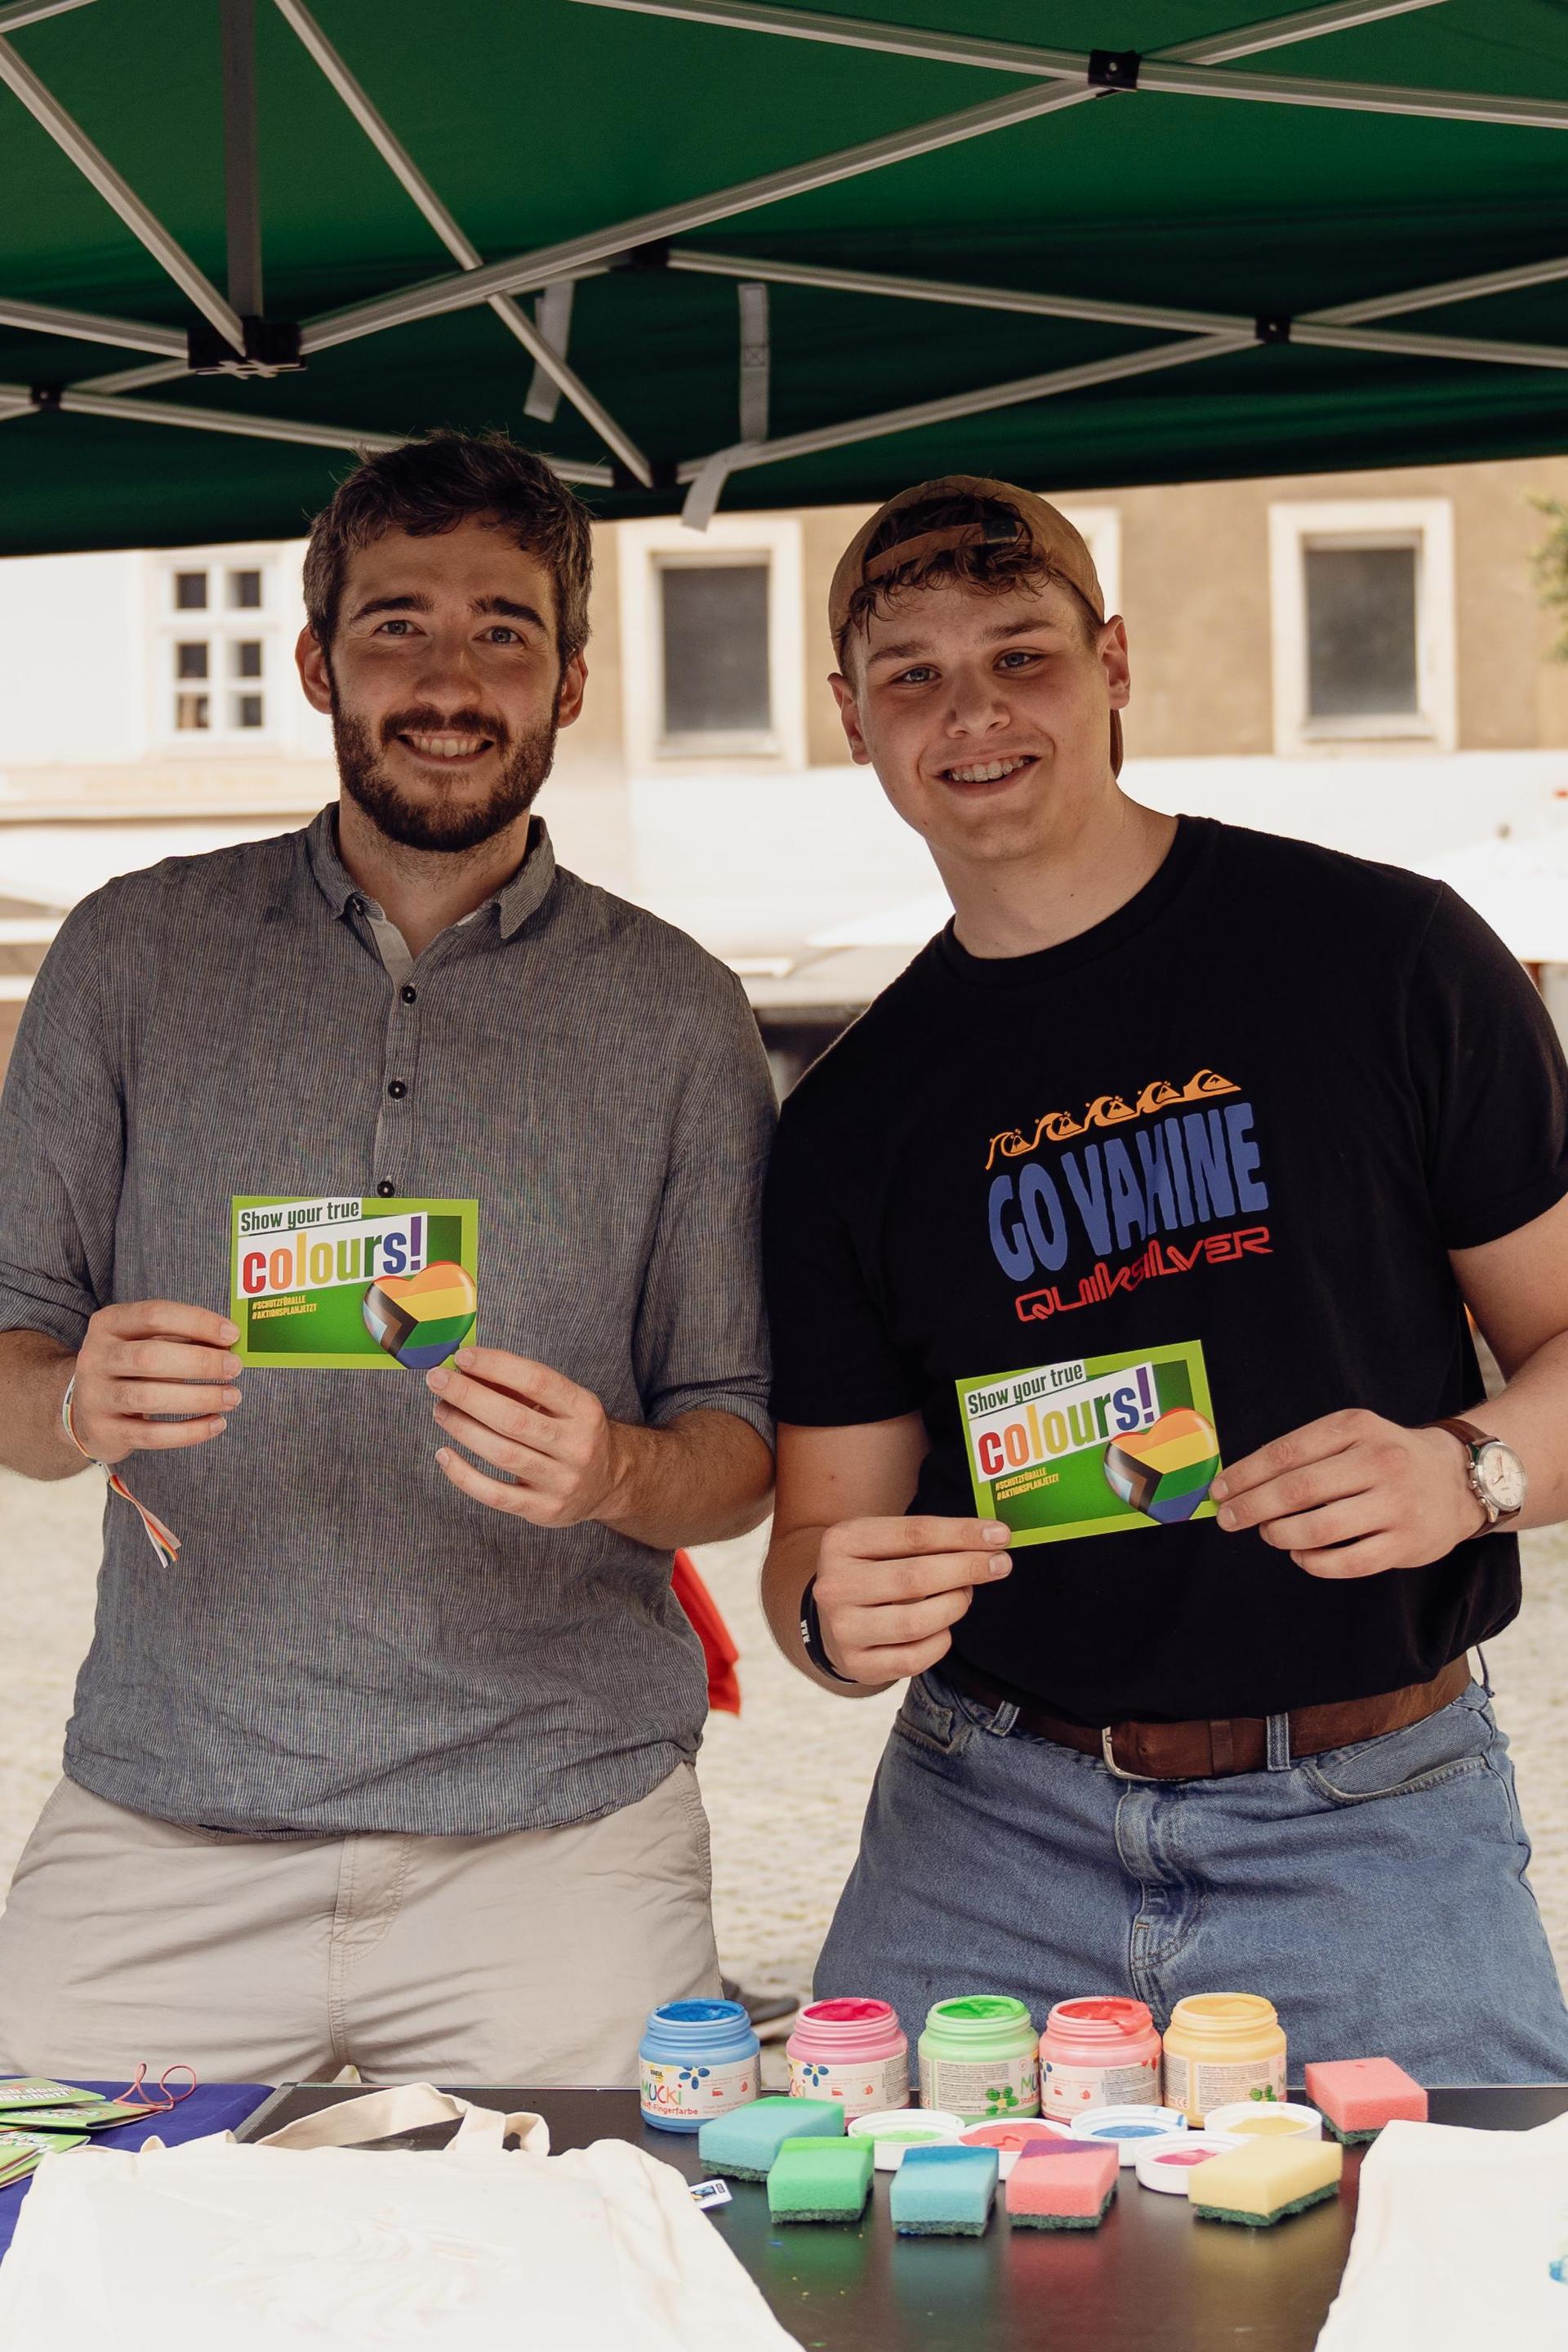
[639,2052,760,2127]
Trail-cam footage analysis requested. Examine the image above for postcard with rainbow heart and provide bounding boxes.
[230,1194,478,1370]
[956,1341,1220,1546]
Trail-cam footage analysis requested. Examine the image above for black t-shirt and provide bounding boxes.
[763,817,1568,1722]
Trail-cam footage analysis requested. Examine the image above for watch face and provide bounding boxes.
[1477,1442,1527,1516]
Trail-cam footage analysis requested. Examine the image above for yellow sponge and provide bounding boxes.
[1187,2135,1343,2226]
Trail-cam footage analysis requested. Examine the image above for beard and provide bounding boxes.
[332,688,559,854]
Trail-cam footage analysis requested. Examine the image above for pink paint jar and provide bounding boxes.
[1039,1997,1163,2122]
[786,1998,910,2119]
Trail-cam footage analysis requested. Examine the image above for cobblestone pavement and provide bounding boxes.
[2,1468,1565,2013]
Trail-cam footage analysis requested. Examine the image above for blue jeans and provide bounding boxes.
[816,1669,1568,2085]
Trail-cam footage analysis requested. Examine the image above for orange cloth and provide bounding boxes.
[672,1551,741,1716]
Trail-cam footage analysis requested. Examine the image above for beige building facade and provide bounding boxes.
[1,450,1566,1080]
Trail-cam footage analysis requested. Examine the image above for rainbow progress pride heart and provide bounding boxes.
[361,1260,477,1370]
[1103,1407,1219,1525]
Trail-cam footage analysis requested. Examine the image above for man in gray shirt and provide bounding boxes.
[0,430,774,2085]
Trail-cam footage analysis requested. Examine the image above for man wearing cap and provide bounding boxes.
[760,474,1568,2078]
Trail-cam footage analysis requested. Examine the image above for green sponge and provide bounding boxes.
[767,2134,875,2224]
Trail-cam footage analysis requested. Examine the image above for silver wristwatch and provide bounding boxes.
[1430,1416,1526,1530]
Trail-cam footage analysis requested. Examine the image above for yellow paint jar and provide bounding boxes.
[1161,1994,1287,2124]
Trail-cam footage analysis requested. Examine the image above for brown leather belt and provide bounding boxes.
[942,1653,1473,1781]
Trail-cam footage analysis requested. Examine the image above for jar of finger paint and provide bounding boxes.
[1161,1993,1287,2124]
[638,1998,760,2134]
[786,1998,909,2119]
[917,1996,1040,2123]
[1040,1996,1163,2121]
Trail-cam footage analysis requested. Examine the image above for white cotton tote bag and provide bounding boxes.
[1316,2110,1568,2351]
[0,2083,797,2350]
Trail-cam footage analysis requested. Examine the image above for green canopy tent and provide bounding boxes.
[0,0,1566,548]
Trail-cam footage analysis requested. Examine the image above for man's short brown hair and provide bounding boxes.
[302,429,595,666]
[834,486,1100,675]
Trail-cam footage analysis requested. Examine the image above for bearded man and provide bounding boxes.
[0,431,774,2085]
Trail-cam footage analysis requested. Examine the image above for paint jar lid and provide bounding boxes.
[1134,2132,1243,2194]
[1070,2106,1189,2163]
[1206,2100,1321,2140]
[847,2109,964,2169]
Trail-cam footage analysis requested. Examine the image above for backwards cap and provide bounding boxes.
[828,473,1122,775]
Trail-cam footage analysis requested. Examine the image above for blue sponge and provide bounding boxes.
[889,2141,1000,2236]
[697,2096,844,2180]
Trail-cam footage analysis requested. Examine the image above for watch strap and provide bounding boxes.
[800,1576,858,1686]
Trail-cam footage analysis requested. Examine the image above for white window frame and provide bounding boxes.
[1267,499,1456,756]
[617,513,805,772]
[149,543,287,751]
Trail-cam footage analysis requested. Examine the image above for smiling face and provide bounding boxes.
[296,517,586,855]
[831,574,1130,875]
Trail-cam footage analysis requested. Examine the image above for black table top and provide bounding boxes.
[239,2082,1568,2350]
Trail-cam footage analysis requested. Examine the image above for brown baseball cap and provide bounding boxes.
[828,473,1122,775]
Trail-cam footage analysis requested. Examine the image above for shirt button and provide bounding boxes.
[401,985,417,1004]
[350,897,365,915]
[386,1080,407,1099]
[376,1179,395,1196]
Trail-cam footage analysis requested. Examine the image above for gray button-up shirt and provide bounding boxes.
[0,808,774,1836]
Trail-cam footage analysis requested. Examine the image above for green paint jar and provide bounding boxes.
[917,1996,1040,2123]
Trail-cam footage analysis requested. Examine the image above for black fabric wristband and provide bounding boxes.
[800,1575,859,1685]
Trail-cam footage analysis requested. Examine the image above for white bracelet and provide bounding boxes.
[60,1371,98,1463]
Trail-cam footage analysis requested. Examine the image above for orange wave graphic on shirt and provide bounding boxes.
[984,1069,1240,1171]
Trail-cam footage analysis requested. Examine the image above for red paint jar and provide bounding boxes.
[1040,1996,1162,2121]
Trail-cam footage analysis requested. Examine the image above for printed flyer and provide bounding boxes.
[956,1340,1220,1547]
[230,1194,478,1370]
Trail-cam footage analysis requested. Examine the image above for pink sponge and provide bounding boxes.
[1005,2136,1118,2230]
[1303,2057,1427,2142]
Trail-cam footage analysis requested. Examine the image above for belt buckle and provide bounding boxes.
[1100,1726,1162,1783]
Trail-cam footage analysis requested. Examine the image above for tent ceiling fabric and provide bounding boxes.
[1,0,1567,550]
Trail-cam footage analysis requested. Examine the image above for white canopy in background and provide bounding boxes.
[1420,830,1568,966]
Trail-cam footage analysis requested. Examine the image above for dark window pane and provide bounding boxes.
[1304,545,1418,719]
[175,693,209,731]
[176,640,208,679]
[174,571,207,610]
[229,568,263,608]
[235,693,265,729]
[660,562,770,737]
[233,639,263,678]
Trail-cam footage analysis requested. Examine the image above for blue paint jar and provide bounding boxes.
[639,1998,761,2133]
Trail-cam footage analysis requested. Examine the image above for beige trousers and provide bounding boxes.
[0,1767,720,2087]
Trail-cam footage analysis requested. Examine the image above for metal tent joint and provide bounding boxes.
[614,241,672,272]
[29,381,60,410]
[187,316,305,377]
[611,455,678,490]
[1254,316,1294,343]
[1087,49,1141,91]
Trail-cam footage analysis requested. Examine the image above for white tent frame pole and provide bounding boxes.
[1313,254,1568,324]
[675,331,1255,482]
[0,296,185,353]
[574,0,1450,77]
[0,0,99,30]
[26,382,615,480]
[272,0,654,482]
[673,248,1568,372]
[0,38,245,347]
[69,357,191,393]
[573,0,1568,131]
[299,78,1100,351]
